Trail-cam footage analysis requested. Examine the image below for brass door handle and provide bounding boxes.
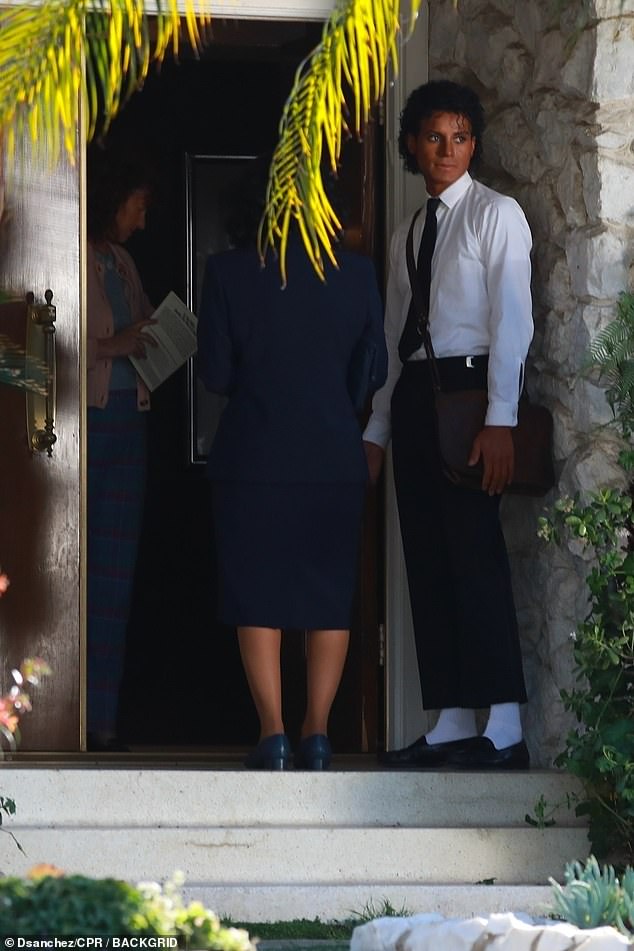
[26,289,57,456]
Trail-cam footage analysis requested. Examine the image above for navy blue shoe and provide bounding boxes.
[295,734,332,770]
[244,734,291,770]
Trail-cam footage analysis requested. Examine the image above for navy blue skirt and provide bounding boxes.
[212,482,365,630]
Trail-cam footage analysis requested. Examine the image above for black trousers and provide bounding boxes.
[391,360,527,710]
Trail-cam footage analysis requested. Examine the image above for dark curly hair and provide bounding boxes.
[398,80,485,176]
[87,143,158,242]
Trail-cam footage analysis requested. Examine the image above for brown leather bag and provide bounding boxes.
[405,211,555,496]
[434,388,555,495]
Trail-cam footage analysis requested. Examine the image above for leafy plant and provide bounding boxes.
[526,293,634,864]
[535,291,634,863]
[0,656,52,754]
[0,655,52,851]
[0,332,48,395]
[0,574,52,849]
[0,869,255,948]
[538,490,634,863]
[349,898,413,922]
[549,855,634,935]
[525,792,562,829]
[587,292,634,437]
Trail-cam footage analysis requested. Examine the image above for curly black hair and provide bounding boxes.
[87,143,158,242]
[398,80,485,176]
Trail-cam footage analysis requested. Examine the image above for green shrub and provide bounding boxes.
[0,872,254,949]
[535,293,634,864]
[538,490,634,863]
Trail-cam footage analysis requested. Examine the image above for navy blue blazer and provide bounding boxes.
[197,239,387,484]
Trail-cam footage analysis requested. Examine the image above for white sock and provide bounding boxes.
[425,707,477,744]
[483,702,523,750]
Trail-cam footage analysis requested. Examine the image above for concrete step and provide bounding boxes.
[0,825,589,883]
[182,884,556,923]
[0,767,589,922]
[0,767,585,827]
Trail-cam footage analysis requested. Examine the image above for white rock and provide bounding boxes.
[401,916,488,951]
[351,914,633,951]
[581,152,634,224]
[533,30,565,86]
[565,227,630,299]
[591,0,634,16]
[349,914,443,951]
[556,155,587,228]
[594,18,634,100]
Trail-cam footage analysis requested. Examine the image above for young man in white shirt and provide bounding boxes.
[364,80,533,769]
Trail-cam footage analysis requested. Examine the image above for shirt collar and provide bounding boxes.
[427,171,472,210]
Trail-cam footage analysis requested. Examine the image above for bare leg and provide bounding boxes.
[302,628,350,738]
[237,626,284,739]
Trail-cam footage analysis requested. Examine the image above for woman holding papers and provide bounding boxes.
[198,163,387,771]
[86,146,156,752]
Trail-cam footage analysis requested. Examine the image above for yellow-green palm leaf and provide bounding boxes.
[259,0,423,283]
[0,0,422,283]
[0,0,212,165]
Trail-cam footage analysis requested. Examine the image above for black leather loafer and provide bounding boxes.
[244,733,291,770]
[446,737,530,770]
[295,734,332,770]
[378,734,477,768]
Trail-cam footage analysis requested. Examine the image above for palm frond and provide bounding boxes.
[259,0,423,284]
[0,0,212,166]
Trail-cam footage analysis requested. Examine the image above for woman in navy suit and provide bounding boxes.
[197,169,387,770]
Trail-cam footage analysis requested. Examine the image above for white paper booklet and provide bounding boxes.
[129,291,198,392]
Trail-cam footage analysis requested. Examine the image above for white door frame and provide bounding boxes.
[96,0,428,751]
[168,0,334,17]
[382,6,430,749]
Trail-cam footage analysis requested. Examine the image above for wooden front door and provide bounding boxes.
[0,141,82,751]
[109,30,385,754]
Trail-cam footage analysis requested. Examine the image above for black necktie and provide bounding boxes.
[398,197,440,363]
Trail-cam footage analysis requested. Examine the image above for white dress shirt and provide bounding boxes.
[363,172,534,449]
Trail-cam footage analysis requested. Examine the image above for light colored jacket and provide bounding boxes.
[87,242,154,409]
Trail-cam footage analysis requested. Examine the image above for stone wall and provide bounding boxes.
[426,0,634,764]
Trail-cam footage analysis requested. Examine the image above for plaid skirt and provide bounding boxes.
[87,390,147,735]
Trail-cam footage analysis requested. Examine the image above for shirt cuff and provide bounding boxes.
[363,415,391,449]
[485,399,519,427]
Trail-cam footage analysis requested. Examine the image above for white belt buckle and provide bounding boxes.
[466,356,475,368]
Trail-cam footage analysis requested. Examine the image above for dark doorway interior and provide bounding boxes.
[98,19,384,751]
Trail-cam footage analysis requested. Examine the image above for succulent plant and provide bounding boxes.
[550,856,634,935]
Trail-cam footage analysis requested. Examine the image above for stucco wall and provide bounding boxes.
[426,0,634,764]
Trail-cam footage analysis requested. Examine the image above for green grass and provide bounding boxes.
[223,899,413,941]
[224,918,353,941]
